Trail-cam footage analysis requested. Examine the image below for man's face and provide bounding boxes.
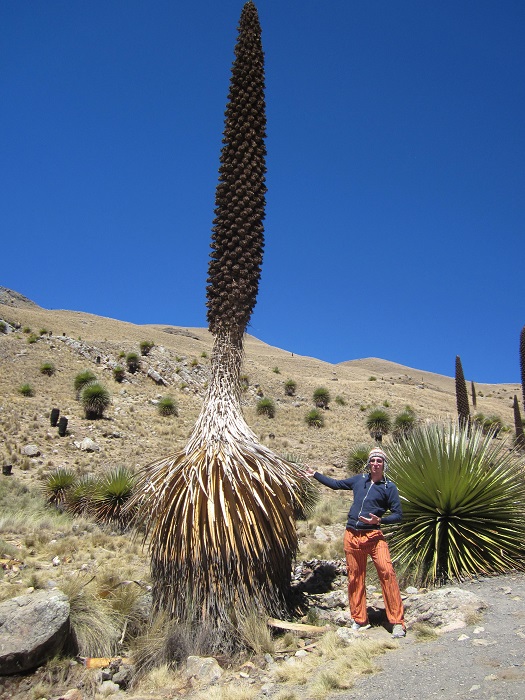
[369,456,384,479]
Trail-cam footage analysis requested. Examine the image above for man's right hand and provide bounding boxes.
[304,466,316,477]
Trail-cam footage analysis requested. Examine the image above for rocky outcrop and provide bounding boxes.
[0,590,70,675]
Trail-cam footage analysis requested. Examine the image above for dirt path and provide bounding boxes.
[341,573,525,700]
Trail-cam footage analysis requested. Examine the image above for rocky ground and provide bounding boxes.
[345,573,525,700]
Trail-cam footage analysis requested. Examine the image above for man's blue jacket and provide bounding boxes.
[313,471,403,530]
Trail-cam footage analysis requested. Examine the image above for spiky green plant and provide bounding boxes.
[140,340,154,356]
[43,468,75,506]
[392,410,416,442]
[366,408,391,443]
[347,445,371,474]
[256,397,275,418]
[513,395,525,449]
[81,382,110,419]
[74,370,96,398]
[313,387,330,409]
[129,2,305,632]
[40,362,56,377]
[18,383,34,397]
[157,396,178,417]
[126,352,140,373]
[113,365,125,383]
[92,466,135,528]
[387,421,525,585]
[284,379,296,396]
[305,408,324,428]
[455,355,470,427]
[65,475,98,517]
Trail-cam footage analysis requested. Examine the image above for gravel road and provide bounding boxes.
[341,573,525,700]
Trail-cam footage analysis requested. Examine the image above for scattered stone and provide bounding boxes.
[112,666,132,689]
[0,590,70,674]
[79,438,100,452]
[53,690,83,700]
[21,445,40,457]
[99,680,120,695]
[406,586,419,595]
[185,656,223,683]
[473,626,484,634]
[457,634,470,641]
[313,526,329,542]
[52,556,60,566]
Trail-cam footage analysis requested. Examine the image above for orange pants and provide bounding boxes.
[344,528,404,626]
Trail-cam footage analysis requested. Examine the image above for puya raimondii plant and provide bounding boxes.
[129,2,306,637]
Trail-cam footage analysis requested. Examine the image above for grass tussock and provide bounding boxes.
[238,608,275,655]
[195,685,260,700]
[60,573,123,657]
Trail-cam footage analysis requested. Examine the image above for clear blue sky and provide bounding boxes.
[2,1,524,383]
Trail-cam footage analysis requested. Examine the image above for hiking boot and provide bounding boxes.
[351,621,371,631]
[392,624,406,638]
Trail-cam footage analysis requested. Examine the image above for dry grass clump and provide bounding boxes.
[194,685,260,700]
[238,608,275,654]
[272,630,396,699]
[60,573,123,657]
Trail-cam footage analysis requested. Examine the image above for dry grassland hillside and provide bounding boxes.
[0,293,519,482]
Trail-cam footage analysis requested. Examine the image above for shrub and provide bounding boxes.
[368,376,377,381]
[74,370,96,397]
[18,383,34,397]
[140,340,154,356]
[240,374,249,391]
[392,410,416,441]
[126,352,140,373]
[201,351,208,359]
[40,362,56,377]
[313,387,331,409]
[190,358,199,367]
[347,445,371,474]
[43,468,75,506]
[112,365,125,383]
[0,321,7,333]
[305,409,324,428]
[256,397,275,418]
[366,407,391,442]
[39,328,48,336]
[272,366,280,374]
[387,421,525,585]
[81,382,110,419]
[65,475,98,516]
[284,379,296,396]
[158,396,178,417]
[335,395,346,406]
[473,413,503,437]
[22,326,31,334]
[27,333,39,344]
[92,466,135,528]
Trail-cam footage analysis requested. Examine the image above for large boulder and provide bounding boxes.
[0,590,70,674]
[405,586,487,632]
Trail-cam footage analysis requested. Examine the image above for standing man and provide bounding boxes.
[305,448,406,638]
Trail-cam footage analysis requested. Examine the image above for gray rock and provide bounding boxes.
[313,526,329,542]
[21,445,40,457]
[406,586,487,632]
[185,655,223,683]
[79,438,100,452]
[112,666,133,689]
[0,590,70,674]
[99,680,120,694]
[405,586,419,594]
